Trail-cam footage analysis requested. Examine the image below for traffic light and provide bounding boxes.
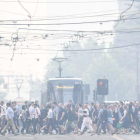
[97,79,109,95]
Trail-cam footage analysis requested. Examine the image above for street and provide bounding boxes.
[0,0,140,140]
[0,134,139,140]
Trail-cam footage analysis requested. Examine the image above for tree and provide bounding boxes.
[45,38,136,101]
[111,0,140,99]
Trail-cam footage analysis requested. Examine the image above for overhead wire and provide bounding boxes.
[113,0,135,30]
[18,0,31,19]
[0,9,27,17]
[14,42,140,51]
[2,9,140,22]
[33,0,39,18]
[33,5,140,18]
[1,30,140,50]
[0,8,123,18]
[23,0,39,40]
[0,12,121,22]
[1,15,140,26]
[0,0,139,59]
[120,0,135,19]
[10,0,32,61]
[17,0,33,38]
[0,0,133,3]
[33,8,127,18]
[0,6,140,22]
[1,28,140,45]
[0,52,137,55]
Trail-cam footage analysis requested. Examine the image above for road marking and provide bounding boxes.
[112,134,124,140]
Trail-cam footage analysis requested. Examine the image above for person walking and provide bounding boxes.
[33,104,41,134]
[100,105,108,134]
[52,102,59,127]
[79,104,94,135]
[0,101,7,132]
[26,102,35,134]
[1,102,19,136]
[20,105,27,134]
[44,105,58,134]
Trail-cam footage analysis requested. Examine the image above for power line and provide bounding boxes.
[0,6,138,19]
[18,0,31,18]
[0,52,136,54]
[0,12,121,22]
[14,28,140,36]
[2,9,140,22]
[120,0,134,19]
[0,16,140,26]
[14,42,140,51]
[32,0,39,18]
[113,0,135,30]
[0,0,133,3]
[33,8,127,18]
[0,8,120,18]
[0,9,27,16]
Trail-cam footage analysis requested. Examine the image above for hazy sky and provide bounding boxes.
[0,0,119,75]
[0,0,121,100]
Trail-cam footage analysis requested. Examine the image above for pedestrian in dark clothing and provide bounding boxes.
[100,105,108,134]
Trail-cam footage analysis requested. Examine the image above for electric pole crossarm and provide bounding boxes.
[52,58,68,78]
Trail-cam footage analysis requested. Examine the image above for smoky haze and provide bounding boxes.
[0,0,139,102]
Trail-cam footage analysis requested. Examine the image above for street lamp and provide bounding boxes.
[53,58,68,78]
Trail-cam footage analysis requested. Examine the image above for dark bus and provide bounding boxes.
[41,78,84,105]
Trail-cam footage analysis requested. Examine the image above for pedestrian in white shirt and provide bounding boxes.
[29,103,35,120]
[33,104,41,134]
[26,102,35,134]
[44,105,58,134]
[79,104,94,136]
[1,102,19,136]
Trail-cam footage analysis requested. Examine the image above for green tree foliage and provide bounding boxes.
[45,38,135,101]
[110,1,140,99]
[45,1,140,101]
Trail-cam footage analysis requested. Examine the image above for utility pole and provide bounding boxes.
[0,75,29,99]
[58,61,62,78]
[53,58,68,78]
[103,74,106,102]
[93,89,97,105]
[14,78,23,98]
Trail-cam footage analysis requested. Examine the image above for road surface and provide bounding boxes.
[0,133,139,140]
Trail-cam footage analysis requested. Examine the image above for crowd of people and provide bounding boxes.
[0,100,140,136]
